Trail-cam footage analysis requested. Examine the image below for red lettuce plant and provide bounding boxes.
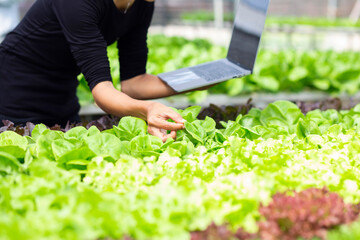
[190,222,256,240]
[0,115,120,136]
[190,188,360,240]
[0,120,35,136]
[191,222,233,240]
[258,188,360,240]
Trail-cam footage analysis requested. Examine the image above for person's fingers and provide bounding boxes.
[160,129,176,140]
[161,129,177,139]
[164,110,185,124]
[168,130,177,139]
[148,116,184,131]
[148,127,177,142]
[146,102,186,131]
[148,126,166,142]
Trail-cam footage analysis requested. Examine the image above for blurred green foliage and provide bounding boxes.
[181,10,360,28]
[77,35,360,106]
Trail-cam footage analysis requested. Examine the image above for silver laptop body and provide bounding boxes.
[158,0,270,92]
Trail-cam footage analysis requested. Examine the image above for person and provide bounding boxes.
[0,0,188,142]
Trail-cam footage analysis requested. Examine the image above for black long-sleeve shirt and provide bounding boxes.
[0,0,154,126]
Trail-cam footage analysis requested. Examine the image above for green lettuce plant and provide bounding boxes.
[2,101,360,239]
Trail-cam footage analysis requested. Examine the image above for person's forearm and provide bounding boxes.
[92,81,152,120]
[121,73,218,100]
[121,74,177,100]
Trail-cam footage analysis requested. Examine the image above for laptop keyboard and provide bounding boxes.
[189,61,245,82]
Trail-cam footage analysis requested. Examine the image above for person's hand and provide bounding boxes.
[146,102,185,142]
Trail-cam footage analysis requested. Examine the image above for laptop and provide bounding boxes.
[157,0,270,92]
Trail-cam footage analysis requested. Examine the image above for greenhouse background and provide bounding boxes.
[2,1,360,240]
[3,0,360,53]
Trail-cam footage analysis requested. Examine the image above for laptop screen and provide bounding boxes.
[226,0,269,71]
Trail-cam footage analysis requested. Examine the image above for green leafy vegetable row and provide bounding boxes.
[2,100,360,239]
[181,11,360,28]
[77,35,360,105]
